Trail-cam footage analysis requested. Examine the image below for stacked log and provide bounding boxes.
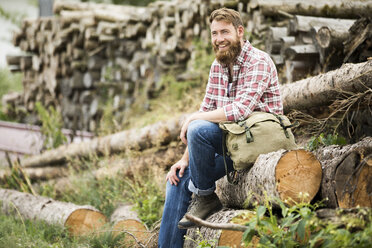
[5,0,223,131]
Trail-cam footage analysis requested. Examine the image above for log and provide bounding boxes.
[343,17,372,63]
[289,15,356,34]
[21,116,185,168]
[265,27,288,54]
[248,0,372,19]
[110,204,151,246]
[0,189,107,236]
[216,149,322,208]
[315,137,372,208]
[284,44,319,60]
[0,166,69,182]
[281,60,372,113]
[184,209,259,248]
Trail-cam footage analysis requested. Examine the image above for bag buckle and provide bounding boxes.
[239,121,254,143]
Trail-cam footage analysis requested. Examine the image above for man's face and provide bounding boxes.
[211,20,243,65]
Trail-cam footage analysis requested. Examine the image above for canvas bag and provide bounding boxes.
[219,112,298,183]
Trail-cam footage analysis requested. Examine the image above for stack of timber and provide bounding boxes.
[250,0,372,83]
[4,0,223,131]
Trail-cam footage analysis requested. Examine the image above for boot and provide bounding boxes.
[178,192,222,229]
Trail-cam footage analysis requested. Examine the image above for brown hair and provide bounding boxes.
[209,7,243,29]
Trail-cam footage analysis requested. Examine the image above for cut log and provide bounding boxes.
[0,189,107,236]
[216,149,322,208]
[284,44,319,60]
[343,17,372,63]
[110,204,151,246]
[281,60,372,113]
[21,116,185,168]
[248,0,372,19]
[184,209,259,248]
[315,137,372,208]
[289,15,356,34]
[0,166,69,182]
[265,27,288,54]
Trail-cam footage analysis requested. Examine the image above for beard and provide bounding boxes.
[213,35,242,66]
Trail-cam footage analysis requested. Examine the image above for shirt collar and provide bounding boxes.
[236,40,251,66]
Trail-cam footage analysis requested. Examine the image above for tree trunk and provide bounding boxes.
[216,149,322,208]
[184,209,259,248]
[21,116,185,168]
[110,204,151,247]
[315,137,372,208]
[281,60,372,113]
[0,189,107,236]
[248,0,372,19]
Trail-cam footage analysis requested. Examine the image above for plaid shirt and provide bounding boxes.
[199,41,283,121]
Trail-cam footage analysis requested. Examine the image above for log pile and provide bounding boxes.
[254,1,372,82]
[4,0,222,131]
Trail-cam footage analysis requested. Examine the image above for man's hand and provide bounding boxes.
[166,158,189,185]
[180,117,192,144]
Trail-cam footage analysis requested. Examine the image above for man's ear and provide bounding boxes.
[237,25,244,38]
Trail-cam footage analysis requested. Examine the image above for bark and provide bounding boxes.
[0,166,69,182]
[0,189,107,236]
[184,209,259,248]
[343,17,372,63]
[281,60,372,113]
[110,204,151,247]
[284,44,318,60]
[216,149,322,208]
[248,0,372,19]
[21,116,185,168]
[290,15,355,34]
[315,137,372,208]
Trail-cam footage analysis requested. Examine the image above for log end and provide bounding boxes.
[335,152,372,208]
[112,219,151,246]
[275,149,322,206]
[65,209,107,236]
[218,211,259,247]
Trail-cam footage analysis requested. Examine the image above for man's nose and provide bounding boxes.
[215,34,225,43]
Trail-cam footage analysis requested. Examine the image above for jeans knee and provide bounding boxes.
[187,120,215,141]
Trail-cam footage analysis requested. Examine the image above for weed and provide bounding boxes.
[307,132,347,151]
[35,102,67,150]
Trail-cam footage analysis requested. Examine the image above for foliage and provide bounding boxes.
[123,173,165,228]
[241,197,372,248]
[307,132,347,151]
[35,102,67,150]
[0,68,23,121]
[44,156,165,227]
[0,5,27,26]
[185,229,218,248]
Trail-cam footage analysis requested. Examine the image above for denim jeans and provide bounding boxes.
[158,120,233,248]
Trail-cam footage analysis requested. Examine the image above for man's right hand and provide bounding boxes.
[166,158,189,186]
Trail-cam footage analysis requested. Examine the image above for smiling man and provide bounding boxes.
[158,8,283,247]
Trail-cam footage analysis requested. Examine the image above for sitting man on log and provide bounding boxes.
[158,7,283,247]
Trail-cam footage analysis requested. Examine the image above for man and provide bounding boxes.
[158,7,283,247]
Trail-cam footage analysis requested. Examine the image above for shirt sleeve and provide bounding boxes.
[223,61,271,121]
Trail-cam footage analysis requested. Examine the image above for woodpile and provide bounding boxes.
[255,1,372,83]
[4,0,222,131]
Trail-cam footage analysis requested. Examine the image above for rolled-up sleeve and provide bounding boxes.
[223,61,271,121]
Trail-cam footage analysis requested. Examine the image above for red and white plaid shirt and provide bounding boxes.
[200,41,283,122]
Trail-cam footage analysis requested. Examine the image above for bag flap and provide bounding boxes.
[244,112,278,127]
[219,112,291,134]
[219,122,246,134]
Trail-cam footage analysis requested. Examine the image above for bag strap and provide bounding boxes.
[222,131,239,185]
[271,113,299,138]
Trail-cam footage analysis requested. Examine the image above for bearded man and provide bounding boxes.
[158,7,283,247]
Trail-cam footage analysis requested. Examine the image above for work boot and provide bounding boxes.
[178,192,222,229]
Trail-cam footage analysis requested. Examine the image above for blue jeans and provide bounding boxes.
[158,120,233,248]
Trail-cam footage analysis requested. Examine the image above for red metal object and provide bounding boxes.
[0,120,94,167]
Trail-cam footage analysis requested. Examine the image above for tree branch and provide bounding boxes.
[185,214,248,232]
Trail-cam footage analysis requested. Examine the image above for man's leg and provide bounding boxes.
[158,169,192,248]
[178,120,233,228]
